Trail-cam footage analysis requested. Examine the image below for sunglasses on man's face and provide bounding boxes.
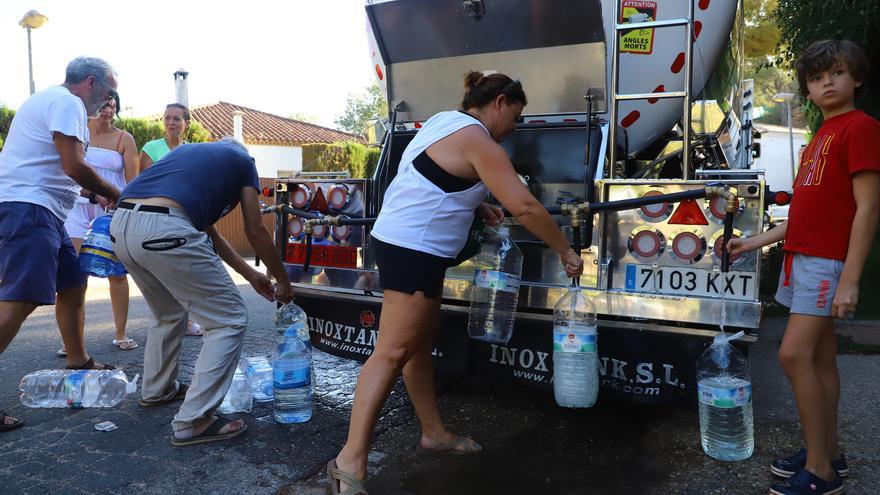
[93,76,120,116]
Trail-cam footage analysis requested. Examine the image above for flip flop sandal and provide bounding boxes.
[66,357,117,370]
[0,411,24,432]
[57,348,67,357]
[327,458,369,495]
[139,383,189,407]
[415,436,482,456]
[112,338,139,350]
[185,321,204,336]
[170,417,247,447]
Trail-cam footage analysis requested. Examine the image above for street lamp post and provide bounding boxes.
[773,92,796,184]
[19,10,48,95]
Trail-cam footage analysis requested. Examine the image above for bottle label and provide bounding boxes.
[698,383,752,408]
[273,364,310,390]
[64,371,88,408]
[473,269,520,293]
[552,327,597,353]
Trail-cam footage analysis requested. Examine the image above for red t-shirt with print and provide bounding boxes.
[785,109,880,260]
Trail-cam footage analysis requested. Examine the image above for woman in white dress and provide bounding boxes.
[59,97,139,352]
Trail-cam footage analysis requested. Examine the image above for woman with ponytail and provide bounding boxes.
[327,72,583,494]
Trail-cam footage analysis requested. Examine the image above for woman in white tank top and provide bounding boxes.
[329,72,585,494]
[60,98,140,352]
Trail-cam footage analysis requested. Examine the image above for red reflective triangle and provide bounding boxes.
[311,187,329,213]
[668,199,708,225]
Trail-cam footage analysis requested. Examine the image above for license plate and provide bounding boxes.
[625,264,756,300]
[285,244,357,269]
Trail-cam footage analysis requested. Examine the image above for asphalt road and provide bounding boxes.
[1,270,877,495]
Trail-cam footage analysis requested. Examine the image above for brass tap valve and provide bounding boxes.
[704,185,738,213]
[560,202,592,228]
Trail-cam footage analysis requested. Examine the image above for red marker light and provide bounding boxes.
[774,191,791,206]
[261,186,274,197]
[714,234,741,262]
[311,223,328,239]
[332,224,351,242]
[288,217,304,239]
[327,184,351,211]
[311,187,329,213]
[708,196,740,221]
[668,199,709,225]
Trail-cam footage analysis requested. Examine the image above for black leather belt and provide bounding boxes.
[118,201,170,214]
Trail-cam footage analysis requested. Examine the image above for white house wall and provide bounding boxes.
[753,127,808,193]
[247,144,302,178]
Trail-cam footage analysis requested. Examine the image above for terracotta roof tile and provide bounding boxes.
[189,101,363,146]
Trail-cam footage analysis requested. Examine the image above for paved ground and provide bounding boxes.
[1,264,878,494]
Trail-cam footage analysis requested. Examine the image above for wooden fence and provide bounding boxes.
[214,177,276,257]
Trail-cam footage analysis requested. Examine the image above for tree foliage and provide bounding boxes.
[115,117,212,151]
[0,106,15,151]
[774,0,880,130]
[334,83,388,137]
[301,141,381,178]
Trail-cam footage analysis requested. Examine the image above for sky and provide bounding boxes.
[0,0,376,128]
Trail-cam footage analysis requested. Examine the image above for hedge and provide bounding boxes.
[301,142,381,178]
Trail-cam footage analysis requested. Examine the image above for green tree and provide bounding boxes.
[0,106,15,151]
[115,117,212,151]
[334,83,388,136]
[289,112,320,125]
[774,0,880,130]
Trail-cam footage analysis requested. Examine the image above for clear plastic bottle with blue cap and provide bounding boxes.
[272,302,313,423]
[697,330,754,461]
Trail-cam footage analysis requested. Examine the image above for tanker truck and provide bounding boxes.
[264,0,786,405]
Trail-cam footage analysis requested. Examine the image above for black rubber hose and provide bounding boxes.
[588,188,707,213]
[572,222,581,287]
[721,211,734,273]
[336,217,377,226]
[303,234,313,272]
[281,206,321,220]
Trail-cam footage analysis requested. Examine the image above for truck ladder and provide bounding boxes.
[609,0,696,179]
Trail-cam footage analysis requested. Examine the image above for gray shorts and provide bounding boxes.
[775,252,844,317]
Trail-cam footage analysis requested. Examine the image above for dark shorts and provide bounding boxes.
[0,202,87,305]
[373,237,452,298]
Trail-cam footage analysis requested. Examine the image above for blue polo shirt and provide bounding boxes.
[120,141,260,230]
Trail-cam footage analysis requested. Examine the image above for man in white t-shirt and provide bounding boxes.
[0,57,122,432]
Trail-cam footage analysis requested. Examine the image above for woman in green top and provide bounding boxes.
[137,103,204,336]
[138,103,190,172]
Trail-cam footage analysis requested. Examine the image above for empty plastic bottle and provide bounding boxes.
[275,302,315,393]
[552,286,599,408]
[242,356,274,402]
[217,367,252,414]
[272,332,313,423]
[697,330,754,461]
[19,369,139,408]
[467,227,523,344]
[79,214,127,278]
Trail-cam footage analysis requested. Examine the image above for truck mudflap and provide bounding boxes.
[296,288,747,407]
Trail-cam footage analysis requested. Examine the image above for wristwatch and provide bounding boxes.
[88,191,98,204]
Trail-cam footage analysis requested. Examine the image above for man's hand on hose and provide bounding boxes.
[246,270,277,302]
[561,248,584,278]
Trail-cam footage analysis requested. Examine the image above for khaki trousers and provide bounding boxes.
[110,206,248,432]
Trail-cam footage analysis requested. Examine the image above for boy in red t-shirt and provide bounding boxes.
[729,40,880,495]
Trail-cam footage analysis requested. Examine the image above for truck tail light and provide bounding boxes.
[332,224,351,242]
[713,234,741,263]
[311,223,328,240]
[327,184,351,211]
[291,184,312,209]
[668,199,708,225]
[671,231,705,263]
[629,229,664,260]
[707,196,740,223]
[288,217,304,239]
[639,190,671,220]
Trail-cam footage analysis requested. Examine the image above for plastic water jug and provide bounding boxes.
[20,369,139,408]
[79,214,126,277]
[467,227,523,344]
[552,286,599,408]
[697,331,754,461]
[217,366,252,414]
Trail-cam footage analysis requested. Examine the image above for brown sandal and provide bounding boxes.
[327,458,368,495]
[66,357,116,370]
[415,435,482,456]
[0,411,24,432]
